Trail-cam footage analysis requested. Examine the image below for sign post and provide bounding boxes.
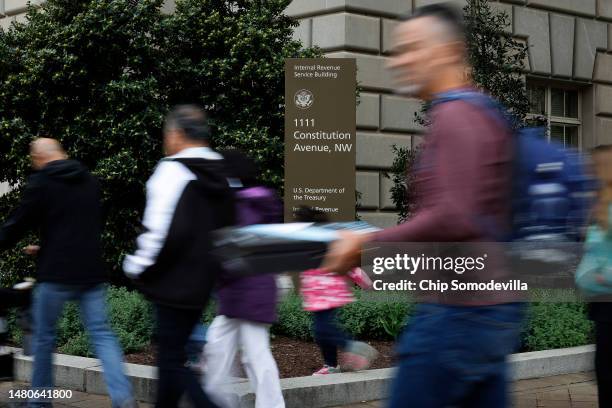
[284,58,357,222]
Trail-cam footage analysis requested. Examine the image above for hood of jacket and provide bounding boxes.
[169,157,233,196]
[39,160,89,183]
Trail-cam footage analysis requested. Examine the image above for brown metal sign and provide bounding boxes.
[284,58,356,222]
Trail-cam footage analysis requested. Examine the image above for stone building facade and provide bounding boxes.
[285,0,612,227]
[1,1,611,226]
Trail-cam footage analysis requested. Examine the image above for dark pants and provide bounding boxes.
[0,288,30,314]
[388,303,525,408]
[595,321,612,408]
[313,309,350,367]
[155,304,218,408]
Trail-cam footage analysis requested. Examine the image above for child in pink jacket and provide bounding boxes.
[296,207,378,375]
[301,267,377,375]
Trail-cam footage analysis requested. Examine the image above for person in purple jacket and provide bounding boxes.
[204,150,285,408]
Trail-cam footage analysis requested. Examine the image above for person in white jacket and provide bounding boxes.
[124,105,235,408]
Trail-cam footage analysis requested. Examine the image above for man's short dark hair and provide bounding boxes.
[401,3,466,42]
[164,104,211,142]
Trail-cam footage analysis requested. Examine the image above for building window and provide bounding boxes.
[527,83,581,149]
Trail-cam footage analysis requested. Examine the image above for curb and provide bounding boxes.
[8,344,595,407]
[509,344,595,380]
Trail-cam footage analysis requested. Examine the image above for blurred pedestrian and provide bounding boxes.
[297,208,377,376]
[124,105,234,408]
[204,150,285,408]
[301,266,376,375]
[576,144,612,407]
[0,138,136,408]
[323,4,525,407]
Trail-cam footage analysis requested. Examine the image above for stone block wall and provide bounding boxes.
[287,0,612,226]
[1,1,611,224]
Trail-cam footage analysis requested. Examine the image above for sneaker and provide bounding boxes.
[347,268,373,290]
[312,365,341,376]
[339,341,378,372]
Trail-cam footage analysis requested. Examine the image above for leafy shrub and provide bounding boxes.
[59,332,91,357]
[55,287,154,356]
[522,302,593,351]
[0,0,318,285]
[56,302,86,354]
[272,293,313,340]
[378,303,412,339]
[9,286,153,357]
[383,145,421,223]
[339,296,412,340]
[106,286,154,354]
[270,291,413,341]
[7,286,596,358]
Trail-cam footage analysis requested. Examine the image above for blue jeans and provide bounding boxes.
[186,323,208,363]
[313,309,351,367]
[388,303,525,408]
[30,283,133,407]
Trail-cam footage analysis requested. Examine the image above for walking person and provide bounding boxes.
[204,150,285,408]
[0,138,136,408]
[575,144,612,407]
[301,266,376,376]
[323,4,525,407]
[296,208,377,376]
[124,105,235,408]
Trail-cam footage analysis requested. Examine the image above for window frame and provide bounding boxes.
[526,82,582,150]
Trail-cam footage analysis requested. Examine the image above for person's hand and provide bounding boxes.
[23,245,40,256]
[322,231,371,274]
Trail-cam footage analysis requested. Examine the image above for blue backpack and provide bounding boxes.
[433,90,595,243]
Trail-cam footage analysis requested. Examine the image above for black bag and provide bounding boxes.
[212,228,328,277]
[211,222,378,277]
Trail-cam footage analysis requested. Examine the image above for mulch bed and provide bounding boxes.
[124,344,156,366]
[124,336,396,378]
[271,336,396,378]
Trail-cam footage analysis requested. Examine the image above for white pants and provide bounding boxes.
[204,315,285,408]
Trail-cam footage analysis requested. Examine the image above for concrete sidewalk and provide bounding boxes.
[0,381,153,408]
[333,372,599,408]
[0,372,598,408]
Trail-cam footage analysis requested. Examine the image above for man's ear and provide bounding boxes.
[439,41,465,66]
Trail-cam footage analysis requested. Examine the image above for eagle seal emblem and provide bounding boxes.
[294,89,314,110]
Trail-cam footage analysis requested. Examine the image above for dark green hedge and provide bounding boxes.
[0,0,319,285]
[7,287,594,357]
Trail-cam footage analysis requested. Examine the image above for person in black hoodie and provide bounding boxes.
[124,105,234,408]
[0,138,136,408]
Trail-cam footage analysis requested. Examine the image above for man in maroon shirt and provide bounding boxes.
[324,4,525,407]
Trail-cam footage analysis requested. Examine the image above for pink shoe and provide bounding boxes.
[348,268,373,290]
[312,365,341,376]
[339,341,378,372]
